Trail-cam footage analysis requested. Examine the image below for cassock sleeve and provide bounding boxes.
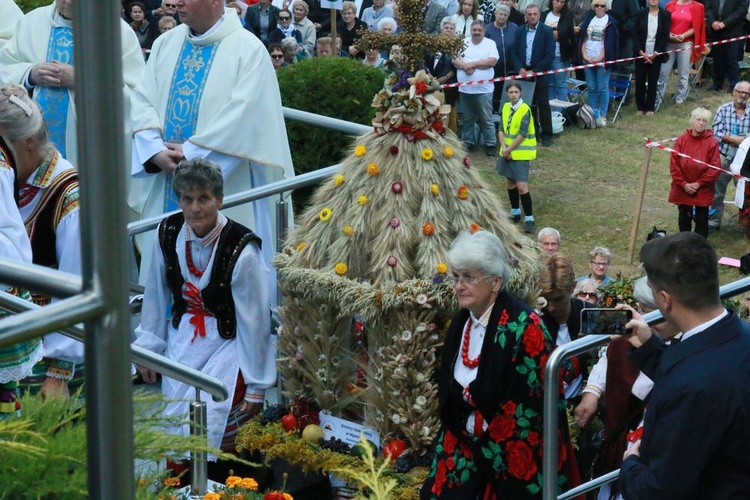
[0,166,32,264]
[133,235,171,355]
[232,240,276,401]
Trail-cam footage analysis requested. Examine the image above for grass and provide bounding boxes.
[469,79,747,286]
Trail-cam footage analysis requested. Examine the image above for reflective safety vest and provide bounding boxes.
[501,102,537,161]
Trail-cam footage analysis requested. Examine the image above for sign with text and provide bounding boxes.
[320,0,343,9]
[318,412,381,448]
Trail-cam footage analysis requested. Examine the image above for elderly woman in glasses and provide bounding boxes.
[269,8,304,46]
[573,278,600,304]
[421,231,574,499]
[577,246,613,286]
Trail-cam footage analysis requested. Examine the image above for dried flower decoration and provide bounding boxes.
[391,181,403,194]
[470,223,481,233]
[334,262,348,275]
[422,221,435,235]
[457,186,469,200]
[437,262,447,274]
[334,174,345,186]
[357,194,369,206]
[354,145,367,156]
[343,225,354,236]
[387,256,398,267]
[421,148,434,161]
[389,217,401,228]
[366,163,380,175]
[430,183,440,196]
[443,146,454,157]
[463,156,472,168]
[389,145,399,155]
[296,241,307,252]
[319,208,333,221]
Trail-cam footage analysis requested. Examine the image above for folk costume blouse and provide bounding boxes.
[421,290,573,499]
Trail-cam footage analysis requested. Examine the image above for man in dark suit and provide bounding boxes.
[705,0,750,91]
[422,0,447,34]
[619,232,750,499]
[512,4,555,146]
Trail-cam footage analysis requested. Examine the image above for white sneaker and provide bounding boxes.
[597,116,607,127]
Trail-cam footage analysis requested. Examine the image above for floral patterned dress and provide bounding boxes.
[421,291,572,499]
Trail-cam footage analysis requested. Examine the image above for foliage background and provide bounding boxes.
[16,0,51,13]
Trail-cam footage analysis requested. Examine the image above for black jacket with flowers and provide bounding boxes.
[421,290,571,499]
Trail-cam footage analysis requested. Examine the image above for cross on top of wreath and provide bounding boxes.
[356,0,465,73]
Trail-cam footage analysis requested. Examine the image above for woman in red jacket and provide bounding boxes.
[668,107,721,238]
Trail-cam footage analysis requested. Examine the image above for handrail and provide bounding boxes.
[127,164,342,237]
[543,276,750,499]
[0,258,82,298]
[282,107,372,135]
[0,290,229,403]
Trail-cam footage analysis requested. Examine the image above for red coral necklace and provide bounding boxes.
[461,317,480,368]
[185,240,215,278]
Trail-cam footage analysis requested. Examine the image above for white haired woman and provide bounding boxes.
[421,231,574,498]
[0,84,83,400]
[573,276,680,500]
[669,107,720,239]
[573,278,600,304]
[577,246,613,286]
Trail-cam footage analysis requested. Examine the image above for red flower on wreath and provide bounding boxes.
[506,440,538,481]
[498,309,509,326]
[433,120,445,133]
[488,413,516,442]
[390,146,399,155]
[527,431,540,447]
[524,323,546,358]
[415,81,428,94]
[443,429,458,455]
[501,400,516,416]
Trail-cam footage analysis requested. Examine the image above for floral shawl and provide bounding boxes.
[421,290,571,499]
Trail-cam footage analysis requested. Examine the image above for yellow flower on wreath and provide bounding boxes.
[296,241,307,252]
[421,148,434,161]
[358,194,368,206]
[443,146,454,158]
[343,225,354,236]
[335,262,348,275]
[430,184,440,196]
[334,174,345,186]
[437,262,448,274]
[319,207,333,221]
[354,145,367,157]
[366,163,380,175]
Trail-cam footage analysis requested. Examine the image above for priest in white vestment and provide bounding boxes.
[129,0,295,292]
[0,0,145,166]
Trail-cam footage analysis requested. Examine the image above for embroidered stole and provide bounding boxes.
[162,40,219,212]
[36,26,74,159]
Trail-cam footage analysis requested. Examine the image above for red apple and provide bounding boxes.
[280,413,297,432]
[383,438,408,459]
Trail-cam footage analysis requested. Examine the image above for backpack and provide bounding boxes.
[576,104,598,130]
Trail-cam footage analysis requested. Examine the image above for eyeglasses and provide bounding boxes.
[449,274,493,286]
[590,261,609,267]
[271,54,284,59]
[279,16,291,20]
[578,291,599,299]
[593,4,606,7]
[164,3,176,7]
[735,89,750,96]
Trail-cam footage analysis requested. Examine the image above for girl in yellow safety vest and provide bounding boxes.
[497,81,538,234]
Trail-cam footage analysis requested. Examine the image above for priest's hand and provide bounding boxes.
[136,364,158,384]
[40,377,70,400]
[30,62,68,88]
[151,149,183,174]
[52,61,75,89]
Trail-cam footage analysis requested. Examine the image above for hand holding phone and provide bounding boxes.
[581,308,633,335]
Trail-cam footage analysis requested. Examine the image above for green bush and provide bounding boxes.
[16,0,52,13]
[277,57,384,208]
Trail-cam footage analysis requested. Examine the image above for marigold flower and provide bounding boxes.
[457,186,469,199]
[296,241,307,252]
[163,477,180,487]
[319,208,333,221]
[443,146,454,157]
[358,194,368,205]
[335,262,348,275]
[354,145,367,156]
[430,183,440,196]
[334,174,345,186]
[422,221,435,235]
[343,225,354,236]
[437,262,447,274]
[226,476,243,488]
[421,148,434,161]
[240,477,259,490]
[203,493,221,500]
[367,163,380,175]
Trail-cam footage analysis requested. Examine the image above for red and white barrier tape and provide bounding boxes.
[646,137,741,179]
[442,33,750,89]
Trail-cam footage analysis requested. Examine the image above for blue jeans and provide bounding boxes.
[551,57,570,102]
[584,66,611,118]
[459,91,496,147]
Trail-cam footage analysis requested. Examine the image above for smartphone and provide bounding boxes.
[580,308,632,335]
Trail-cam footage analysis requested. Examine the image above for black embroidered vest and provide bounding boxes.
[158,212,260,339]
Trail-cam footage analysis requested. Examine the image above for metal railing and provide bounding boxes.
[542,276,750,499]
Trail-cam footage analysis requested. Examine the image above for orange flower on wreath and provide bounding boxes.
[163,477,180,487]
[469,223,481,233]
[443,146,454,158]
[367,163,380,175]
[457,186,469,199]
[422,222,435,235]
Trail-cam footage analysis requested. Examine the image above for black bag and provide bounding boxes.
[740,253,750,275]
[647,226,667,241]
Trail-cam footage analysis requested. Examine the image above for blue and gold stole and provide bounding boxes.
[162,40,219,212]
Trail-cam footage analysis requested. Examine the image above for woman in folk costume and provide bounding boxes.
[421,231,576,499]
[0,84,83,399]
[134,158,276,477]
[0,90,43,416]
[497,81,538,234]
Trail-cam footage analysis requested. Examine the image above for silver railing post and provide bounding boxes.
[276,197,289,305]
[190,388,208,498]
[75,0,134,497]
